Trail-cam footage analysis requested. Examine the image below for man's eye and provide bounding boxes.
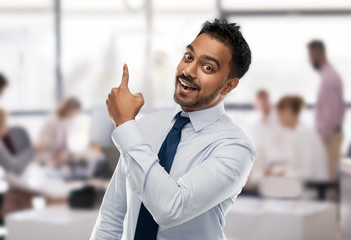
[204,65,212,71]
[184,53,192,61]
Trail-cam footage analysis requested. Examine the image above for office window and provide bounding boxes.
[222,0,351,10]
[61,0,217,110]
[61,3,146,109]
[224,16,351,105]
[62,0,125,11]
[153,0,215,11]
[0,0,51,9]
[0,3,55,111]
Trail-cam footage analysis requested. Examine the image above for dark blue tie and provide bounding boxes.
[134,112,190,240]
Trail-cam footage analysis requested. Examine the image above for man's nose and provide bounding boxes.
[183,61,197,80]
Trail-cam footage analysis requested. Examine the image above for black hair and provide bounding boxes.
[308,40,325,54]
[198,19,251,79]
[0,73,8,90]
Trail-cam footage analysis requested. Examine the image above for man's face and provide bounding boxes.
[309,49,322,70]
[174,33,237,112]
[278,108,294,128]
[66,108,81,120]
[256,94,270,113]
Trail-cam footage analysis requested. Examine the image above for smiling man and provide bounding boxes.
[91,19,255,240]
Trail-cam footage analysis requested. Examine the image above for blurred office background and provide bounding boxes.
[0,0,351,239]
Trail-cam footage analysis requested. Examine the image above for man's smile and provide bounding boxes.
[177,77,199,93]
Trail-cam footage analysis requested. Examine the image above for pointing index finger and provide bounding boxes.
[121,63,129,87]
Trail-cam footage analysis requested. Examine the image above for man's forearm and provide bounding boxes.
[112,121,255,227]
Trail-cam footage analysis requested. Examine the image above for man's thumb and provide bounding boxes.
[133,92,144,103]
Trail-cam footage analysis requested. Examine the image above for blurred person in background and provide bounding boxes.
[249,95,329,199]
[255,89,276,124]
[308,40,345,181]
[243,90,278,196]
[0,73,14,221]
[252,89,279,150]
[0,108,34,217]
[36,97,82,166]
[274,95,329,183]
[0,108,34,175]
[0,73,16,155]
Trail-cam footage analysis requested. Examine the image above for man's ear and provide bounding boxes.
[221,77,239,95]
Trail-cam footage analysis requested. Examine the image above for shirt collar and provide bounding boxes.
[173,102,225,132]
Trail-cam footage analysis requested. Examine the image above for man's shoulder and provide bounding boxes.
[211,114,255,149]
[322,64,342,84]
[137,108,175,126]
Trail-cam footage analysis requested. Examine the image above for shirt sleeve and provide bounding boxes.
[90,156,127,240]
[316,74,345,141]
[316,85,335,141]
[112,120,255,228]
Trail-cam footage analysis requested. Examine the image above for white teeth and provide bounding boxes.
[179,78,192,88]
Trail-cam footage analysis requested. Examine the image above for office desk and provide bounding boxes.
[224,197,337,240]
[5,204,99,240]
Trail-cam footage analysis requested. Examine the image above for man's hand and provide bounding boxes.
[106,64,144,127]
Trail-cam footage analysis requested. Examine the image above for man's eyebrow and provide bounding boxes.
[186,44,194,53]
[186,44,221,70]
[202,55,221,70]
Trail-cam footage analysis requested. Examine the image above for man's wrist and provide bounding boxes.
[112,120,143,153]
[114,117,135,127]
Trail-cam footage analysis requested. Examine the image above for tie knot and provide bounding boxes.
[173,112,190,130]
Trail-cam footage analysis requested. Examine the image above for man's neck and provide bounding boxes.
[261,109,271,122]
[318,59,328,71]
[286,118,299,129]
[181,100,222,113]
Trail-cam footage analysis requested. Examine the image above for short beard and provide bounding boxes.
[312,61,321,70]
[173,78,225,110]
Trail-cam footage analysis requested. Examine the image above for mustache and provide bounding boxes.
[176,74,200,89]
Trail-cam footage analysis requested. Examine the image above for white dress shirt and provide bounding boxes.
[37,115,69,153]
[276,123,329,182]
[251,120,329,184]
[91,102,255,240]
